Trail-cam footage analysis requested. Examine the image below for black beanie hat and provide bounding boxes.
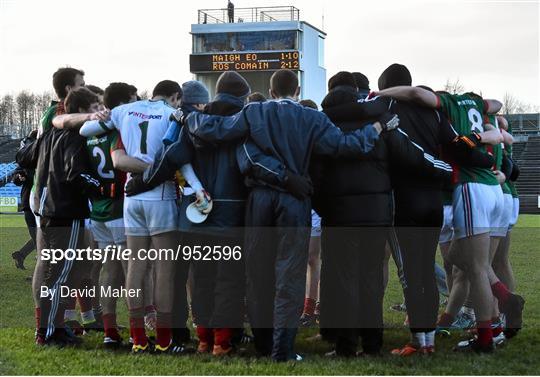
[378,63,412,90]
[216,72,251,99]
[328,71,357,91]
[352,72,370,91]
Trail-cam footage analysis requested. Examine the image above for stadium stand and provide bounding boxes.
[0,162,18,183]
[0,181,21,197]
[0,135,21,163]
[514,136,540,214]
[505,114,540,214]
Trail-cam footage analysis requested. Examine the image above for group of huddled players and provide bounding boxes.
[12,63,524,361]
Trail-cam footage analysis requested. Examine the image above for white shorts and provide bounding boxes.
[311,210,321,237]
[491,190,510,238]
[452,182,504,240]
[91,218,126,248]
[30,190,40,228]
[496,193,514,236]
[439,205,454,244]
[510,197,520,229]
[124,197,179,237]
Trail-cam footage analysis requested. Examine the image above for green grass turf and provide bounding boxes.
[1,214,539,375]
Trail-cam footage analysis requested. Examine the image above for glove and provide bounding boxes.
[194,189,213,214]
[509,159,520,181]
[125,174,151,197]
[453,132,482,149]
[283,170,313,200]
[379,112,399,131]
[170,108,186,124]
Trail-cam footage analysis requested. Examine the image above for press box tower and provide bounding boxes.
[190,6,327,105]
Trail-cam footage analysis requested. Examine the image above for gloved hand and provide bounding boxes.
[453,132,482,149]
[194,189,213,214]
[379,112,400,131]
[170,108,186,124]
[283,170,313,200]
[125,174,151,197]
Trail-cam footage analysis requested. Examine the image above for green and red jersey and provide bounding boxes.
[436,92,499,186]
[86,130,126,222]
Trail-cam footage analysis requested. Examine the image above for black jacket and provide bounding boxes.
[312,89,452,226]
[324,95,495,190]
[188,97,247,234]
[17,128,101,220]
[142,95,247,236]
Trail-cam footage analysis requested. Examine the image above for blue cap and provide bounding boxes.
[181,80,210,105]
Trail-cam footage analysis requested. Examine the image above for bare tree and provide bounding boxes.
[138,89,150,100]
[502,92,539,114]
[16,91,34,137]
[443,78,465,94]
[0,95,16,135]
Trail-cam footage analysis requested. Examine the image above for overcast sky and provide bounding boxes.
[0,0,538,105]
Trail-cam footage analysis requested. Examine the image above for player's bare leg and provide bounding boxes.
[302,236,321,326]
[492,232,515,291]
[99,242,127,347]
[150,231,177,351]
[126,235,151,351]
[439,241,454,292]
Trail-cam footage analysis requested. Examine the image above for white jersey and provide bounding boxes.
[84,99,178,201]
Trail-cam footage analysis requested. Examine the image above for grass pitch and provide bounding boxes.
[0,214,539,375]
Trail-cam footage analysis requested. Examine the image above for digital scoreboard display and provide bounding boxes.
[190,51,300,73]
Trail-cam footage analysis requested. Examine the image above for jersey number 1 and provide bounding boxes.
[138,121,149,154]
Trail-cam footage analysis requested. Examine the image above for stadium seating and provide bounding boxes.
[0,136,21,163]
[514,136,540,214]
[0,162,18,184]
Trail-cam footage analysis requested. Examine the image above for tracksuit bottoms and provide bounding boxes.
[244,187,311,361]
[38,218,85,340]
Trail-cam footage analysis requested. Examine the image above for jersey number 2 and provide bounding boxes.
[92,147,114,179]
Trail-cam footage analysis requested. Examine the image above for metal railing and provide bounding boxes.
[198,6,300,24]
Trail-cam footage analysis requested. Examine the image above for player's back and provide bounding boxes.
[244,99,324,175]
[111,99,174,164]
[111,99,177,200]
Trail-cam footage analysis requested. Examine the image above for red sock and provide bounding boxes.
[196,325,213,344]
[214,328,233,348]
[129,308,147,346]
[35,307,41,330]
[491,282,511,306]
[437,312,454,327]
[103,313,120,340]
[156,312,172,348]
[477,320,493,348]
[303,298,316,315]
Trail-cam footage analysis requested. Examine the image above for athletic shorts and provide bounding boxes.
[491,190,510,238]
[30,190,40,228]
[439,205,454,244]
[452,182,504,240]
[510,197,520,229]
[495,193,514,236]
[91,218,126,248]
[124,197,179,236]
[311,210,321,237]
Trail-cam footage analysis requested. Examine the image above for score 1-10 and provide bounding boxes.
[281,51,299,60]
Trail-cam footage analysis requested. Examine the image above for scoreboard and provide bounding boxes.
[190,51,300,73]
